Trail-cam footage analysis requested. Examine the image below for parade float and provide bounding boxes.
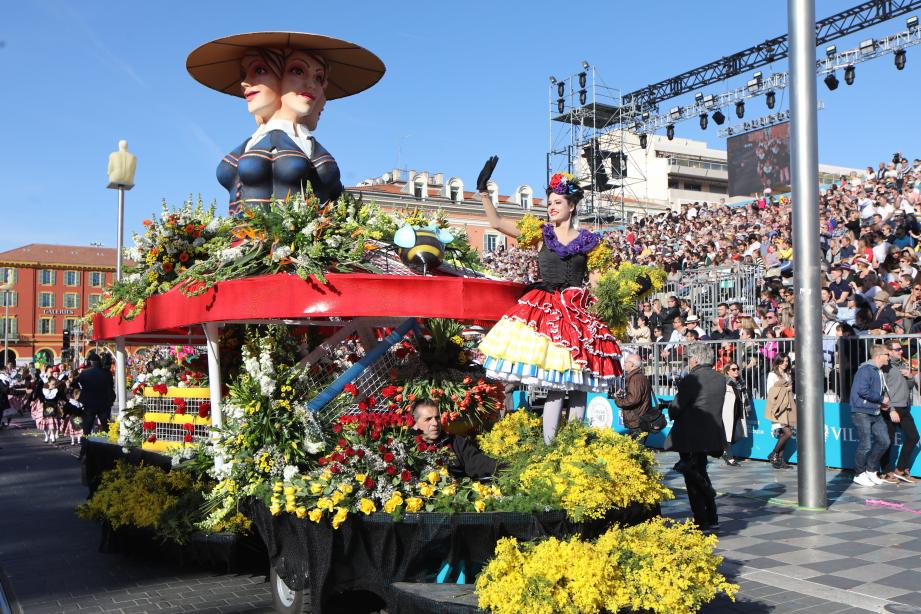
[80,30,733,614]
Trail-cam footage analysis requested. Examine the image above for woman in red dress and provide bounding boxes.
[474,156,621,443]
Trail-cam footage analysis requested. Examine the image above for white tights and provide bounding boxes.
[542,390,587,444]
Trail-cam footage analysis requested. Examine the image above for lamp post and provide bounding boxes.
[107,140,137,419]
[1,269,12,370]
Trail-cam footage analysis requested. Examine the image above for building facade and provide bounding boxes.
[351,169,543,253]
[0,244,117,365]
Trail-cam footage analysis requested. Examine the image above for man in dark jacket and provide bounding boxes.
[412,399,500,480]
[76,353,115,437]
[666,343,727,531]
[849,345,891,486]
[614,354,652,439]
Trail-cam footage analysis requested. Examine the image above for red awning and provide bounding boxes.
[92,273,524,342]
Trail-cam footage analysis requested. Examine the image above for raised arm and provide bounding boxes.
[476,156,521,239]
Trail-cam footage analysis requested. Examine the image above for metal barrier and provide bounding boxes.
[657,264,765,328]
[618,334,921,405]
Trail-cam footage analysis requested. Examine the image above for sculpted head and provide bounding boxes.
[239,48,329,126]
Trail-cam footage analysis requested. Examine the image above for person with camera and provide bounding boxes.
[879,343,919,484]
[850,345,893,487]
[665,343,727,532]
[614,354,659,442]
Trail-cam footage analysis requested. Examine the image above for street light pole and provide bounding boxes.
[2,271,11,370]
[107,140,137,421]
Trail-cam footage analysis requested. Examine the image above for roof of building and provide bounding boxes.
[350,182,544,206]
[0,244,117,269]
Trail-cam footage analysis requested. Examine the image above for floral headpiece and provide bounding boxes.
[548,172,579,195]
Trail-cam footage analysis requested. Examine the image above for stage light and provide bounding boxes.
[844,65,855,85]
[908,16,919,31]
[557,82,565,98]
[735,101,745,118]
[746,78,759,92]
[581,60,590,70]
[641,111,650,121]
[824,72,839,90]
[727,127,735,136]
[578,72,587,88]
[669,106,681,120]
[639,134,648,149]
[826,45,837,57]
[666,124,675,140]
[895,49,907,70]
[694,92,703,104]
[766,91,776,109]
[557,98,565,113]
[579,89,587,105]
[859,39,875,54]
[703,94,715,107]
[549,76,557,85]
[712,110,726,125]
[699,113,708,130]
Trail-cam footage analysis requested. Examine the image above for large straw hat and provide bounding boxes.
[187,32,385,100]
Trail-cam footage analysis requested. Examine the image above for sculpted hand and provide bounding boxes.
[477,155,499,193]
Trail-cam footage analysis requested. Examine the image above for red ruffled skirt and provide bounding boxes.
[479,287,622,391]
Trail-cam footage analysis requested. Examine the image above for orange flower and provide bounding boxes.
[142,219,153,226]
[178,252,190,263]
[162,262,174,274]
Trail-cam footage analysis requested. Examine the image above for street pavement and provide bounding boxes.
[2,414,920,613]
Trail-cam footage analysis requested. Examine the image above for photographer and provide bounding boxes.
[614,354,654,441]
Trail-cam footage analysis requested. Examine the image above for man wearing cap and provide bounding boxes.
[869,291,900,335]
[850,345,892,487]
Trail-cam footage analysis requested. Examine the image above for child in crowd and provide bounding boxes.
[62,386,84,446]
[40,377,63,443]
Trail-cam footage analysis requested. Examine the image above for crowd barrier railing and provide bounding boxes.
[657,265,764,327]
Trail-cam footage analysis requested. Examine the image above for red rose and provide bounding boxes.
[332,423,343,433]
[338,438,347,448]
[147,435,157,443]
[370,430,381,441]
[345,448,355,457]
[383,452,394,462]
[184,434,193,443]
[175,406,186,415]
[183,423,194,432]
[318,457,328,466]
[385,465,396,475]
[343,383,359,397]
[364,477,375,489]
[401,470,412,482]
[366,396,377,408]
[356,449,365,458]
[358,401,368,411]
[356,425,366,436]
[329,464,341,474]
[199,401,211,412]
[198,406,210,419]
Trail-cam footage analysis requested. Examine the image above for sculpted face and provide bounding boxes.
[240,53,282,123]
[278,51,328,123]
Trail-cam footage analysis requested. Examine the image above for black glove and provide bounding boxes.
[476,155,499,193]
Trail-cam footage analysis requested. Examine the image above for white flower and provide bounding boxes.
[218,246,243,264]
[272,245,293,261]
[305,441,324,454]
[204,218,221,234]
[193,237,205,248]
[283,465,299,481]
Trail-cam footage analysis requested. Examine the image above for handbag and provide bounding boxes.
[640,391,668,433]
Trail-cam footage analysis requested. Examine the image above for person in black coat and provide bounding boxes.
[411,399,500,481]
[75,354,115,437]
[666,343,728,531]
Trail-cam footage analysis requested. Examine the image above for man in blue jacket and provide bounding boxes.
[849,345,892,487]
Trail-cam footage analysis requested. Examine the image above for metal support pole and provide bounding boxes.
[203,322,224,471]
[116,188,125,281]
[788,0,827,510]
[3,289,9,369]
[115,336,127,419]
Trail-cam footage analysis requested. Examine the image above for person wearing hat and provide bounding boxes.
[869,290,901,335]
[187,32,385,216]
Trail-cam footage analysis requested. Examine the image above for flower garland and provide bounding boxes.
[475,517,738,614]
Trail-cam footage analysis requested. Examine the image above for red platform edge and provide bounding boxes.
[92,273,524,342]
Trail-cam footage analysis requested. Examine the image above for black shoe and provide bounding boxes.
[722,453,739,467]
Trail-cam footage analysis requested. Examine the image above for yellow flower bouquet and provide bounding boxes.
[475,517,738,614]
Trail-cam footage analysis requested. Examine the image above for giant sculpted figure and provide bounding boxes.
[187,32,385,216]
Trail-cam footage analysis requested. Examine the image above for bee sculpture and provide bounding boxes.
[392,224,455,275]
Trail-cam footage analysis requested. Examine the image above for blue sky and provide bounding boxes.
[4,0,921,252]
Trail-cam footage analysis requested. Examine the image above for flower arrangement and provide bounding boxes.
[476,410,543,460]
[475,517,738,614]
[548,172,579,195]
[276,408,455,525]
[586,242,615,274]
[590,262,667,337]
[94,198,229,319]
[389,208,481,270]
[515,214,544,249]
[181,192,390,294]
[76,461,206,544]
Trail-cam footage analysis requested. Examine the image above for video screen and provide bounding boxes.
[727,122,791,197]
